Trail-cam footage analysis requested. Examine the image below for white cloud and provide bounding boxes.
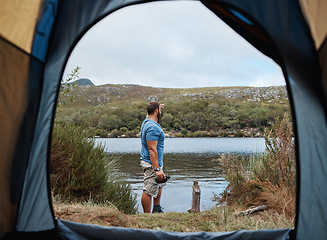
[64,1,284,88]
[249,71,286,87]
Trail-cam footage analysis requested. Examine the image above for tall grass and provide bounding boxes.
[50,121,137,214]
[216,113,295,218]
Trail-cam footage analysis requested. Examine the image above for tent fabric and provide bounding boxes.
[0,37,30,235]
[1,0,327,239]
[0,0,42,54]
[319,38,327,99]
[31,0,58,62]
[56,219,291,240]
[201,2,327,239]
[300,0,327,96]
[299,0,327,50]
[15,0,59,232]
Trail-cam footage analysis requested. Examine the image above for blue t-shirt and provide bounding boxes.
[140,118,165,167]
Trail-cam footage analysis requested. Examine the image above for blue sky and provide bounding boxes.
[64,1,285,88]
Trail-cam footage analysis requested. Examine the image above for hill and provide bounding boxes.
[56,84,290,138]
[60,84,288,106]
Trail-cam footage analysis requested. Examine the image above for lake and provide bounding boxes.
[94,137,265,213]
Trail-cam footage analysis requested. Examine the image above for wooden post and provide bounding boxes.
[188,181,200,213]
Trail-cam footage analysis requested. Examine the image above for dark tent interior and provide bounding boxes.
[1,0,327,239]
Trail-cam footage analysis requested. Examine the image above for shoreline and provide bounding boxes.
[99,128,266,138]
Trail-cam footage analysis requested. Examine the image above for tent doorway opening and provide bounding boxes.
[53,1,295,231]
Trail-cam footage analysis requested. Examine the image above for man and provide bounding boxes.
[140,101,166,213]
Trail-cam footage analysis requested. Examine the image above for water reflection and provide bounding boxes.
[97,137,265,154]
[96,138,265,213]
[109,152,228,213]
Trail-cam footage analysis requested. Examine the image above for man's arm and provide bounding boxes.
[147,140,166,181]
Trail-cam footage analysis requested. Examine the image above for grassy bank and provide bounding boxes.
[216,113,295,218]
[53,202,293,232]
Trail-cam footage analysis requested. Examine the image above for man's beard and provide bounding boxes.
[157,111,161,123]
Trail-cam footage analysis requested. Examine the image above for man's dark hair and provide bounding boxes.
[147,101,160,115]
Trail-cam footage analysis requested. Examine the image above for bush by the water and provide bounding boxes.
[216,113,295,218]
[50,121,137,214]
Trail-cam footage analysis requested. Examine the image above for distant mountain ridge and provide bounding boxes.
[74,78,95,86]
[64,83,289,107]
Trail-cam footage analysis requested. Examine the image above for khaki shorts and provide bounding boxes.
[140,160,166,198]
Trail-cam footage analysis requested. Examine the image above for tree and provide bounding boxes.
[97,114,109,129]
[161,113,174,129]
[107,115,122,131]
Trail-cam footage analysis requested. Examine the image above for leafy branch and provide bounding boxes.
[58,66,80,107]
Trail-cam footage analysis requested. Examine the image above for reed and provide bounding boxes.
[50,121,137,214]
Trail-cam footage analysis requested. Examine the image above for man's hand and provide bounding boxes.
[155,169,166,182]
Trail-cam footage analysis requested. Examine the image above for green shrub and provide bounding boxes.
[234,132,244,137]
[120,127,128,133]
[220,132,229,137]
[109,129,122,138]
[191,131,207,137]
[181,128,188,135]
[125,130,137,138]
[209,131,219,137]
[50,121,137,214]
[94,128,109,138]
